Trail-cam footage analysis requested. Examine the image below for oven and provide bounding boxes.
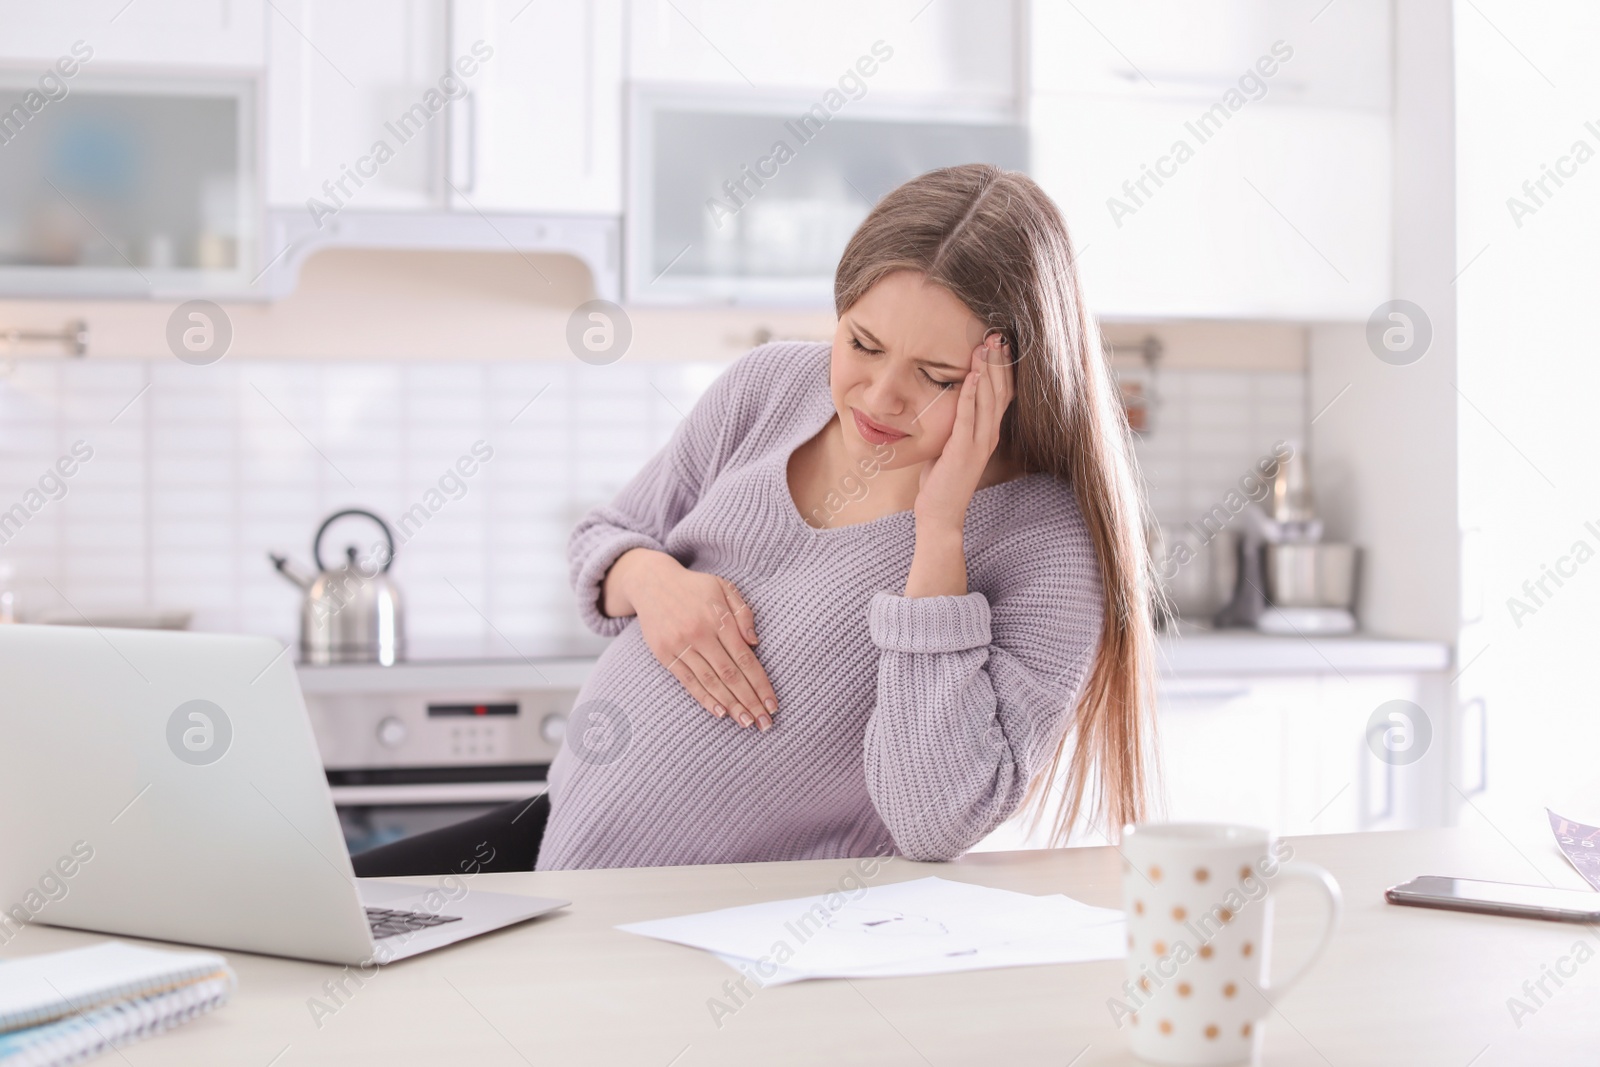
[296,655,597,854]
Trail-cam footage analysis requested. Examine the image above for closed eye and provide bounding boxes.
[850,334,959,389]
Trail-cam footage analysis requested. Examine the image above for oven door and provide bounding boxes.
[300,672,579,853]
[331,777,549,855]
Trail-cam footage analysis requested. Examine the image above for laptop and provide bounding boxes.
[0,624,568,965]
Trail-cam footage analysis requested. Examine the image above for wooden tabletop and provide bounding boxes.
[5,828,1596,1066]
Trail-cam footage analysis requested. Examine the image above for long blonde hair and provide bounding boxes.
[834,163,1165,844]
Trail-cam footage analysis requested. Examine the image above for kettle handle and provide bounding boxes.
[313,509,397,573]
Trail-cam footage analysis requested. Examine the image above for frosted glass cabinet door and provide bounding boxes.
[627,99,1027,304]
[448,0,624,214]
[0,73,259,296]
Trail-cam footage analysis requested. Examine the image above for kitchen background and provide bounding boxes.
[0,308,1308,649]
[1,0,1589,858]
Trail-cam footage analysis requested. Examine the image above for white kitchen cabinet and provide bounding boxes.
[256,0,623,300]
[0,0,265,69]
[268,0,623,216]
[1030,0,1391,110]
[1030,93,1390,320]
[1155,677,1291,827]
[265,0,451,211]
[972,676,1298,852]
[627,0,1019,115]
[1160,672,1438,836]
[1027,0,1392,320]
[1296,673,1442,834]
[972,663,1446,853]
[448,0,624,214]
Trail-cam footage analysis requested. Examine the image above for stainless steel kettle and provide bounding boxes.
[270,509,405,665]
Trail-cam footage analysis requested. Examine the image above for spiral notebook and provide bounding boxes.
[0,942,235,1065]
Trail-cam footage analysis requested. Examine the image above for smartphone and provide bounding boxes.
[1386,875,1600,923]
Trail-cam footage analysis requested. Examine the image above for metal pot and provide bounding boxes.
[1264,542,1359,609]
[270,509,405,665]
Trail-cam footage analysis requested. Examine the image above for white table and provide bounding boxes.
[5,829,1594,1065]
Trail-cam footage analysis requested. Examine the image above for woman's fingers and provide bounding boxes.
[995,340,1015,413]
[715,578,775,726]
[641,571,781,731]
[713,619,778,728]
[664,654,720,718]
[677,647,746,724]
[717,579,758,645]
[708,645,769,730]
[974,337,1011,446]
[973,347,996,439]
[660,638,772,730]
[684,641,769,730]
[952,364,980,449]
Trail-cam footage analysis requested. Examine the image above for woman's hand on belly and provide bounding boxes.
[605,548,779,730]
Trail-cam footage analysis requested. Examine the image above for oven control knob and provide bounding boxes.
[376,716,407,749]
[540,712,566,744]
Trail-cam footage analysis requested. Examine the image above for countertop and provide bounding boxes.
[6,827,1588,1065]
[1154,620,1452,675]
[296,625,1451,693]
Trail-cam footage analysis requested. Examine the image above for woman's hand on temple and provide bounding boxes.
[902,334,1015,599]
[912,333,1015,533]
[602,548,778,730]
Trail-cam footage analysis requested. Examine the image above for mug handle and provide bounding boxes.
[1261,861,1343,1003]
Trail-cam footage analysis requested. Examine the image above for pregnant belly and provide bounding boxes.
[534,614,889,870]
[546,622,876,846]
[561,626,702,766]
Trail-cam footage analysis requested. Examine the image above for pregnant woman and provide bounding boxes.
[349,163,1162,878]
[533,163,1163,871]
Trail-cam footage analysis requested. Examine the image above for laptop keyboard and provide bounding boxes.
[365,906,464,940]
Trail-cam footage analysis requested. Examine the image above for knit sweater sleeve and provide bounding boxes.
[567,346,773,637]
[861,489,1105,861]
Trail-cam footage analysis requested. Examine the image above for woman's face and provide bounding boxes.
[829,269,992,470]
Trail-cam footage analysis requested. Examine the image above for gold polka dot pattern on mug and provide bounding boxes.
[1126,864,1265,1051]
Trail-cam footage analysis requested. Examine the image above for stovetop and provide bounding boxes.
[293,634,611,669]
[293,635,608,694]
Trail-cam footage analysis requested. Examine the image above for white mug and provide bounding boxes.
[1114,823,1341,1066]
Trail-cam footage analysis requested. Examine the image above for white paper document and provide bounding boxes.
[616,876,1126,985]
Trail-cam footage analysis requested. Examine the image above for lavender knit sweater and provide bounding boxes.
[534,341,1104,871]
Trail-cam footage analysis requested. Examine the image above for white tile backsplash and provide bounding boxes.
[1132,367,1306,526]
[0,358,716,648]
[0,358,1305,648]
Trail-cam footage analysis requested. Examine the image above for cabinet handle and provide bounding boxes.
[583,0,595,176]
[1462,697,1488,796]
[1158,685,1250,707]
[1361,747,1394,827]
[463,92,478,194]
[444,0,476,197]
